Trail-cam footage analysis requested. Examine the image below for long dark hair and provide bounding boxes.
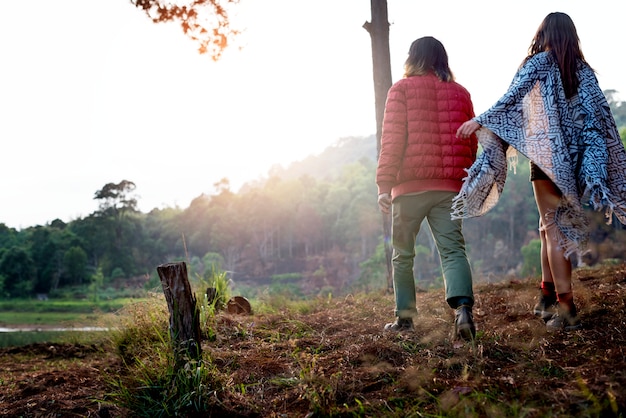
[525,12,589,98]
[404,36,454,82]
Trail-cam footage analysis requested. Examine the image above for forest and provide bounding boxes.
[1,94,625,301]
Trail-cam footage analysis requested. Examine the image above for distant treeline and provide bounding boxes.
[1,93,625,299]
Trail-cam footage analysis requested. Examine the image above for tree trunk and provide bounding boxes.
[157,261,202,368]
[364,0,393,292]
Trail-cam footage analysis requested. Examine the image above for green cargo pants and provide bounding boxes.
[391,191,473,318]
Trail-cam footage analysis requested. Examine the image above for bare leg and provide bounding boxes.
[538,222,554,283]
[532,179,572,294]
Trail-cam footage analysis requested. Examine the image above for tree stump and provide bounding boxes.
[226,296,252,315]
[157,262,202,367]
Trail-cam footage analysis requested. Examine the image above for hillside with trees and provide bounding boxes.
[1,1,625,415]
[0,97,625,301]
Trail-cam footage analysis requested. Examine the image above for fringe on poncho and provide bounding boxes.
[451,51,626,258]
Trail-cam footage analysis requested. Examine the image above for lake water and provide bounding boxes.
[0,327,109,348]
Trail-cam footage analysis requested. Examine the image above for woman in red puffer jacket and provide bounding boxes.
[376,36,478,340]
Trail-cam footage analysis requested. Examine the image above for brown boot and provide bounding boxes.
[454,305,476,341]
[384,317,414,332]
[533,293,557,323]
[546,303,582,332]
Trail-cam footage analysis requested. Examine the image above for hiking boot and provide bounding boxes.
[384,317,414,332]
[546,304,582,332]
[533,293,557,323]
[454,305,476,341]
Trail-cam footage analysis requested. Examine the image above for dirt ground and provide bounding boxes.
[1,264,625,417]
[0,342,125,417]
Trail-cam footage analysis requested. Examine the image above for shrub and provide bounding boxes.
[521,239,541,277]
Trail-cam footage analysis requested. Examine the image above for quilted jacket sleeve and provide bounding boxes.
[376,83,407,194]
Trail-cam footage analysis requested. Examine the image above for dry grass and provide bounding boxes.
[1,263,625,417]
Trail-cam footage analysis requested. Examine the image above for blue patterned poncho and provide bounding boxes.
[451,51,626,257]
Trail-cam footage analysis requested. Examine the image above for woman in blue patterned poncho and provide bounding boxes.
[455,12,626,332]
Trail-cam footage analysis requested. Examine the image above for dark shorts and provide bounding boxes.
[529,161,550,181]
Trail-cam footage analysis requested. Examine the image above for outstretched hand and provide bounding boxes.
[457,120,480,139]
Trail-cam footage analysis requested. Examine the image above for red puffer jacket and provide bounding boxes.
[376,73,478,199]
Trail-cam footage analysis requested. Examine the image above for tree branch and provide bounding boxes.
[130,0,240,59]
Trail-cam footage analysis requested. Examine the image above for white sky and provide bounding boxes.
[1,0,624,229]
